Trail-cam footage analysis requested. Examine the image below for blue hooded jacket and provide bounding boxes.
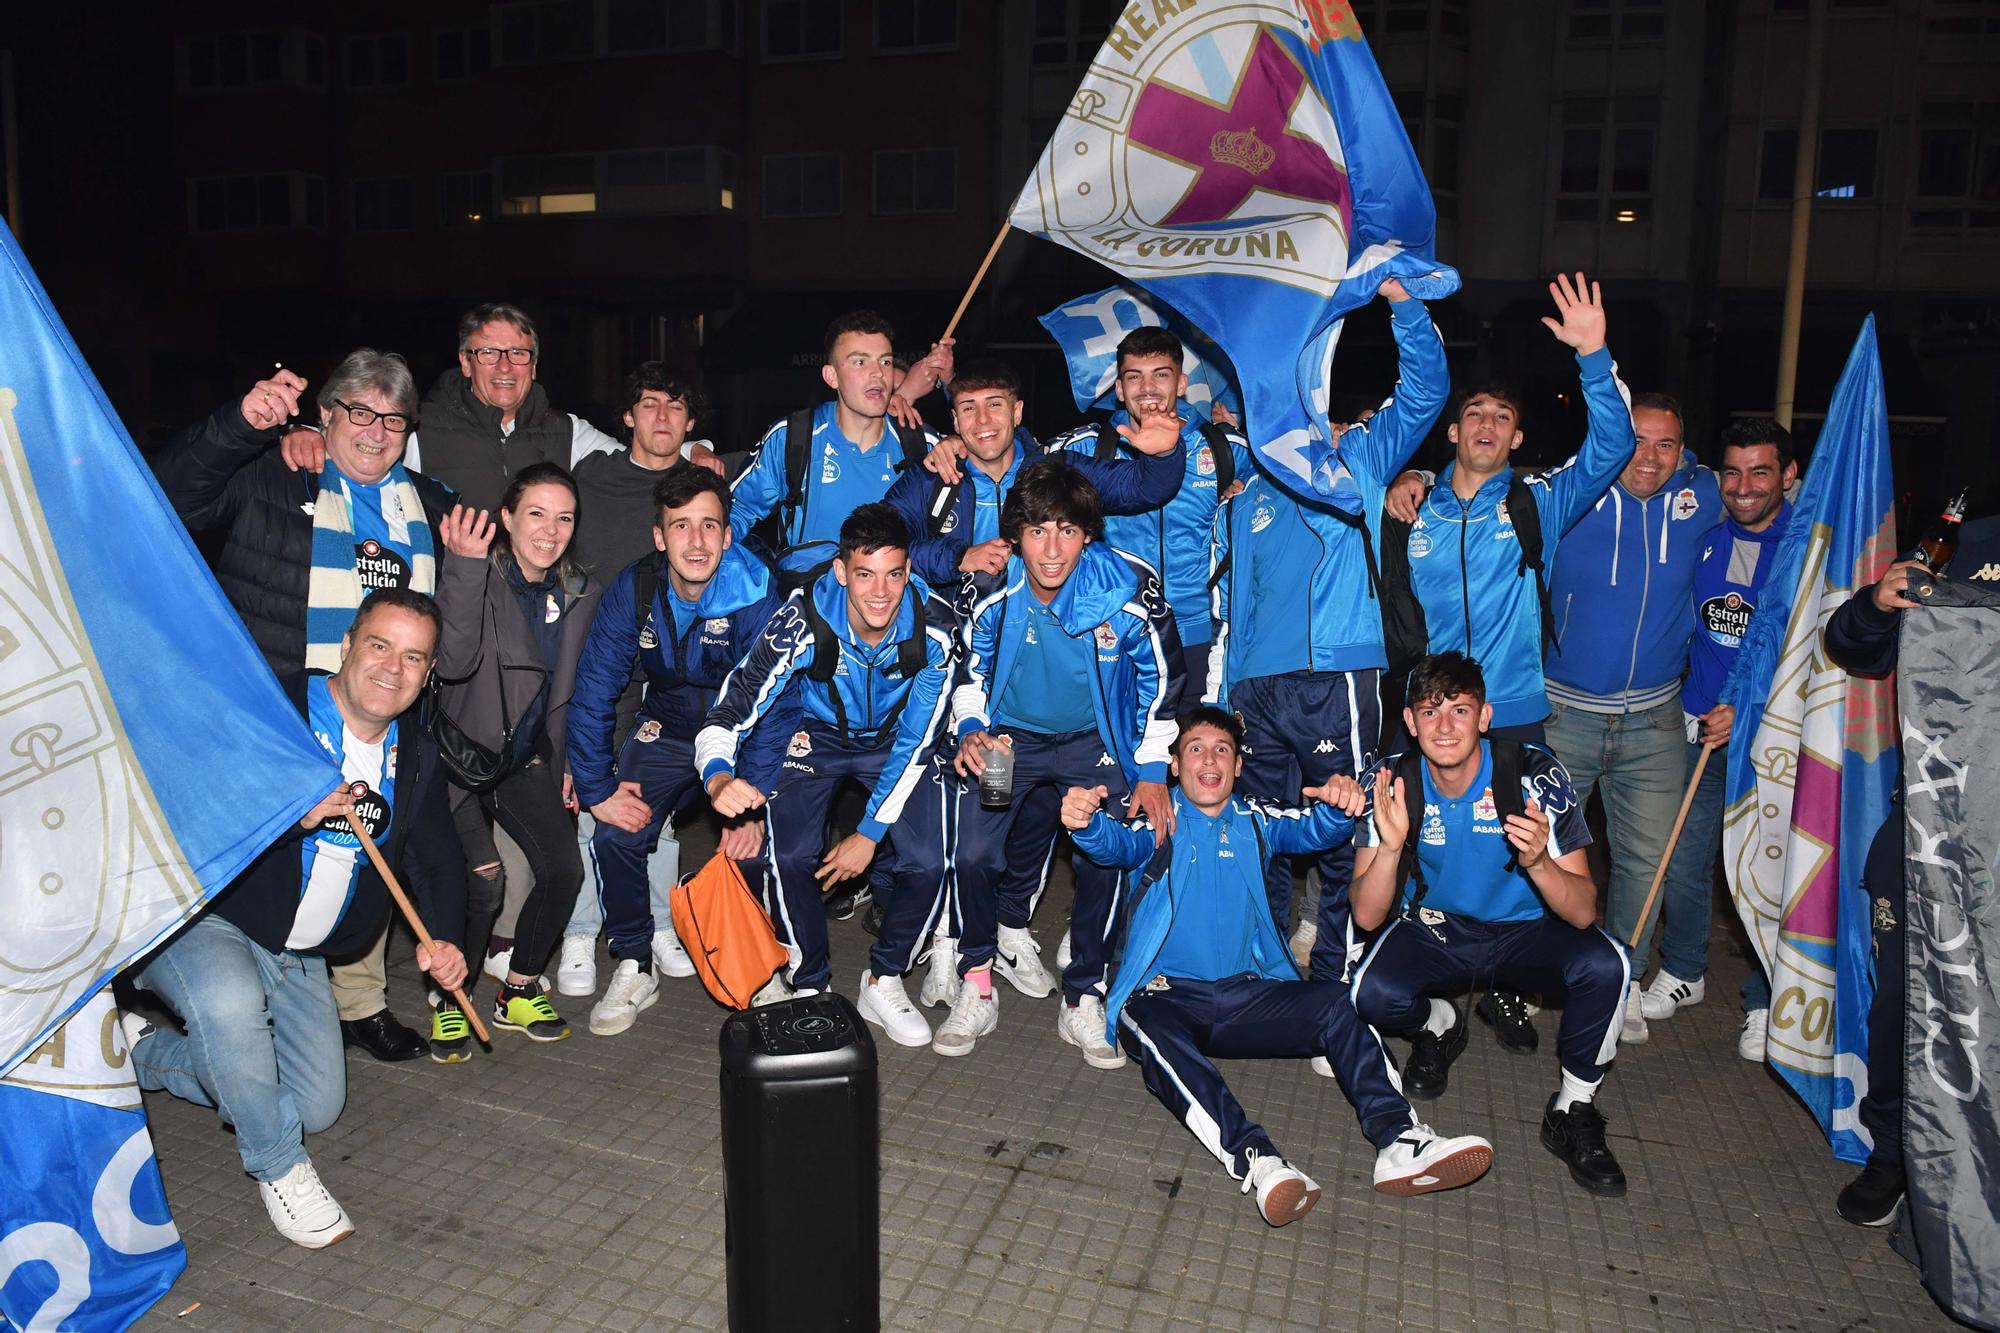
[953,542,1182,786]
[696,565,956,841]
[1076,788,1354,1042]
[1544,450,1724,711]
[567,542,784,807]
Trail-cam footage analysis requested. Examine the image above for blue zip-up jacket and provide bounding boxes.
[1075,788,1354,1042]
[696,567,956,841]
[1398,346,1634,728]
[952,542,1182,786]
[567,543,784,807]
[1050,411,1252,648]
[1683,501,1792,717]
[729,400,939,548]
[1212,298,1449,703]
[1544,450,1724,712]
[887,427,1189,588]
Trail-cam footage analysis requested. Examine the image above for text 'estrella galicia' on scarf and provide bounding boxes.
[303,466,437,673]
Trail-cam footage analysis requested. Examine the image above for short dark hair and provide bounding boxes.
[1000,458,1105,543]
[1452,382,1525,424]
[1629,391,1684,426]
[837,502,910,561]
[624,360,707,421]
[653,465,731,524]
[1405,651,1487,710]
[457,302,538,357]
[1115,326,1183,369]
[949,358,1020,400]
[824,309,896,364]
[1175,706,1244,754]
[1722,416,1795,468]
[346,587,443,642]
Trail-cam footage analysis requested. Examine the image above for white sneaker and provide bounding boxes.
[555,936,597,997]
[1056,994,1127,1070]
[1372,1124,1494,1196]
[919,935,961,1008]
[1618,980,1650,1045]
[1242,1151,1321,1227]
[588,959,659,1036]
[1640,969,1706,1021]
[1308,1055,1334,1079]
[1055,928,1072,972]
[652,926,697,979]
[1739,1007,1769,1063]
[1289,918,1318,972]
[750,972,796,1008]
[931,972,998,1057]
[481,946,513,985]
[994,925,1056,998]
[858,971,931,1047]
[258,1160,355,1249]
[117,1007,155,1057]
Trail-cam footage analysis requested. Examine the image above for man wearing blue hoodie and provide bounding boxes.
[1540,392,1724,1048]
[1062,707,1494,1227]
[567,467,788,1037]
[950,459,1184,1067]
[698,504,958,1048]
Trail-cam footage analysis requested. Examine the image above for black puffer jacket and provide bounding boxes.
[152,402,455,678]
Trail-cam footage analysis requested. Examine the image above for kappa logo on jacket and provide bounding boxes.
[1973,563,2000,582]
[1312,738,1337,754]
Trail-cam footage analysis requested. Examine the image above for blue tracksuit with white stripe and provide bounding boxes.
[1211,297,1449,969]
[1349,741,1630,1082]
[729,401,939,548]
[950,542,1183,996]
[696,567,957,989]
[1074,789,1418,1177]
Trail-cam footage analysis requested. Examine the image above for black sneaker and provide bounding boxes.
[861,901,886,937]
[1540,1095,1628,1196]
[1402,1007,1469,1100]
[1835,1155,1905,1227]
[824,882,873,922]
[1475,989,1538,1054]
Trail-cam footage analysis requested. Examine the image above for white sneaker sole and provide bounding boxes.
[588,989,658,1037]
[1257,1177,1321,1227]
[1373,1140,1494,1197]
[281,1219,355,1250]
[860,1004,932,1048]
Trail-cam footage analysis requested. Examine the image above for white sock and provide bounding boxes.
[1553,1069,1601,1114]
[1422,997,1456,1037]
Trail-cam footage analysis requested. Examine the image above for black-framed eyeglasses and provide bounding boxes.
[331,398,413,434]
[467,346,535,366]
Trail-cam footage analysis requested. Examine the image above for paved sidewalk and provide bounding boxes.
[131,844,1952,1331]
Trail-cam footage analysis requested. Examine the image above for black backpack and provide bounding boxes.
[779,406,931,541]
[1392,738,1528,919]
[1094,418,1233,493]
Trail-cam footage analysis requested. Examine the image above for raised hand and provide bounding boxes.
[1117,405,1184,457]
[1306,774,1366,815]
[439,504,496,560]
[240,369,307,433]
[1378,276,1411,303]
[1502,798,1551,870]
[1370,768,1410,850]
[923,433,969,484]
[1540,271,1606,356]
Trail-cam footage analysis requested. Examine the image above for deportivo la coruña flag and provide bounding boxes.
[0,218,335,1326]
[1720,317,1898,1164]
[1040,285,1243,422]
[1009,1,1456,495]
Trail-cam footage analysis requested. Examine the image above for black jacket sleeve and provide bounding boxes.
[151,400,278,532]
[1823,586,1900,677]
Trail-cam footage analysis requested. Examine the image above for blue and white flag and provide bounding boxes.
[0,218,336,1326]
[1009,2,1456,496]
[1039,285,1242,422]
[1720,317,1899,1164]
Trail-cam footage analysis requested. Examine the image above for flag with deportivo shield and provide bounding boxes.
[1719,317,1898,1164]
[1009,1,1456,496]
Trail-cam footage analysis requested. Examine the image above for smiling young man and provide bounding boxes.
[1062,707,1493,1227]
[1347,653,1632,1197]
[947,459,1183,1066]
[697,504,957,1044]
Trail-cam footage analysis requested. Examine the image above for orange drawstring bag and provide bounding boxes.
[670,850,788,1009]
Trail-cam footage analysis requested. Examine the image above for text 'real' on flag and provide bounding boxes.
[1719,316,1898,1164]
[1009,1,1458,494]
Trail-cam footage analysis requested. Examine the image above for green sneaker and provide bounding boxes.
[493,990,570,1042]
[430,1001,473,1064]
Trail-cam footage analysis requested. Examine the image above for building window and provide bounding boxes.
[182,31,324,92]
[873,148,956,214]
[442,171,493,226]
[346,34,411,90]
[188,173,327,233]
[435,27,491,81]
[1031,0,1113,66]
[495,0,595,64]
[1567,0,1664,42]
[1758,128,1799,201]
[876,0,958,52]
[500,154,598,214]
[352,177,416,232]
[1910,102,2000,234]
[763,0,842,60]
[1759,125,1878,202]
[607,0,732,52]
[1556,97,1656,224]
[495,149,735,216]
[1390,86,1461,220]
[763,153,842,216]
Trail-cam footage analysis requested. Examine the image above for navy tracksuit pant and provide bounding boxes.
[1118,975,1417,1179]
[765,721,950,991]
[994,784,1062,931]
[952,727,1128,997]
[1350,911,1631,1082]
[592,728,704,965]
[1234,669,1379,981]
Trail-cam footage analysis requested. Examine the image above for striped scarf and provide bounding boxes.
[304,466,437,673]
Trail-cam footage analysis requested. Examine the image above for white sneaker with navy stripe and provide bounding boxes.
[1372,1124,1494,1196]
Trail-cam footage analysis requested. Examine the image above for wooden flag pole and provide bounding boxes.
[941,223,1012,342]
[347,817,492,1045]
[1627,742,1717,955]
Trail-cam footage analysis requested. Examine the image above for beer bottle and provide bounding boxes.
[1915,488,1968,575]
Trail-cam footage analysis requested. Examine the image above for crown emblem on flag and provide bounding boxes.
[1208,126,1275,175]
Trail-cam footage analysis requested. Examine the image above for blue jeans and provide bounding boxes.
[1544,698,1687,966]
[565,811,679,941]
[131,914,345,1182]
[1659,736,1770,1009]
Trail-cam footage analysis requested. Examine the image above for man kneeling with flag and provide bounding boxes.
[124,589,468,1248]
[1062,707,1492,1227]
